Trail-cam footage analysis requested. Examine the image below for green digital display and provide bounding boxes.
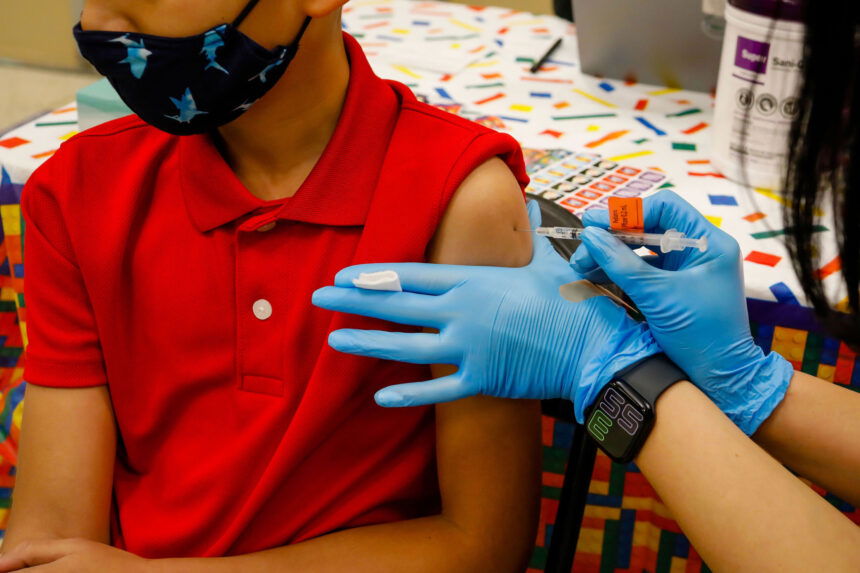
[586,385,648,462]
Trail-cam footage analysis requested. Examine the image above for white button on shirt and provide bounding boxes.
[253,299,273,321]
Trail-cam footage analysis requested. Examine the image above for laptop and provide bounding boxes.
[572,0,724,92]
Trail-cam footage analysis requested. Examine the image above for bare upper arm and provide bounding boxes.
[427,157,532,267]
[428,157,541,571]
[5,384,116,549]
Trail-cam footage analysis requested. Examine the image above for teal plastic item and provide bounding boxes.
[76,78,133,131]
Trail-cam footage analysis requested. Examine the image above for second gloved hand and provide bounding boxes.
[570,190,793,435]
[313,201,660,422]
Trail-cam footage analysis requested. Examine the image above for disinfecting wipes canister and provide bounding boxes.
[712,0,805,190]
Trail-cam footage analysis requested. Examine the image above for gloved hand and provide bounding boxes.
[313,201,660,422]
[570,190,793,435]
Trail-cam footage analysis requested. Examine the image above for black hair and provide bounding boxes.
[783,0,860,347]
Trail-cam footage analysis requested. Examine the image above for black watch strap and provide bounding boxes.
[613,354,687,405]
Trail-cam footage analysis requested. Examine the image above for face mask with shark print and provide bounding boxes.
[74,0,311,135]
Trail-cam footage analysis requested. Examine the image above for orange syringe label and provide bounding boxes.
[608,196,644,232]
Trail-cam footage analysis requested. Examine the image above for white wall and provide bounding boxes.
[0,0,88,70]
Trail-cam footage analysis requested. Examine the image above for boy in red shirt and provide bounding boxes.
[1,1,541,571]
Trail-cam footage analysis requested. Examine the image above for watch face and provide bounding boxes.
[586,381,654,463]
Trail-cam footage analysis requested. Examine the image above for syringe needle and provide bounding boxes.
[520,227,708,252]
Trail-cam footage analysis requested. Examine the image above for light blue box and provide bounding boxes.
[76,78,133,131]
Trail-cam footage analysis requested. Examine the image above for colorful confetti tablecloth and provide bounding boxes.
[0,1,857,571]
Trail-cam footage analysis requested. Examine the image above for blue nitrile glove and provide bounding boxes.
[570,190,794,435]
[312,201,660,422]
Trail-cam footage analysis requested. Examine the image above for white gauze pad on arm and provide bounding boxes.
[352,270,403,292]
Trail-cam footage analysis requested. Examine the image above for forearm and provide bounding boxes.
[4,385,116,551]
[3,509,93,552]
[152,514,494,573]
[5,484,111,549]
[752,371,860,505]
[637,381,860,572]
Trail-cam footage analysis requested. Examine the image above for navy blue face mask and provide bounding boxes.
[74,0,311,135]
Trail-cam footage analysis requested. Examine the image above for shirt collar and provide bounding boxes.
[179,33,400,233]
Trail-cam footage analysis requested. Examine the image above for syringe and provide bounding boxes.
[529,227,708,253]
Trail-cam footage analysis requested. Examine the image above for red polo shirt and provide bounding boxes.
[22,33,527,558]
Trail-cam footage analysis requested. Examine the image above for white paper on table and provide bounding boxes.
[376,45,478,75]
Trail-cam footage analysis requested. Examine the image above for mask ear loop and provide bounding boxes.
[233,1,312,48]
[233,0,263,28]
[292,16,313,46]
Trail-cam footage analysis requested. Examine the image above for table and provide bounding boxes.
[1,1,858,571]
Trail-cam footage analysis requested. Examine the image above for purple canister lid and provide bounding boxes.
[729,0,804,22]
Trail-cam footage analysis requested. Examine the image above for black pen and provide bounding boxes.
[530,37,563,74]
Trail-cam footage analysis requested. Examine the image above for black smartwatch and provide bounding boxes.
[585,354,686,464]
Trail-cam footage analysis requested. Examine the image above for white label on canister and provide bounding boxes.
[712,5,805,190]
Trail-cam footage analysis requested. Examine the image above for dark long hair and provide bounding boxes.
[784,0,860,347]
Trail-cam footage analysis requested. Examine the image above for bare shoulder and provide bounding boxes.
[428,157,532,267]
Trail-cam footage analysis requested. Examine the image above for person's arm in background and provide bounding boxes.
[753,371,860,506]
[2,384,116,550]
[637,380,860,572]
[571,190,860,506]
